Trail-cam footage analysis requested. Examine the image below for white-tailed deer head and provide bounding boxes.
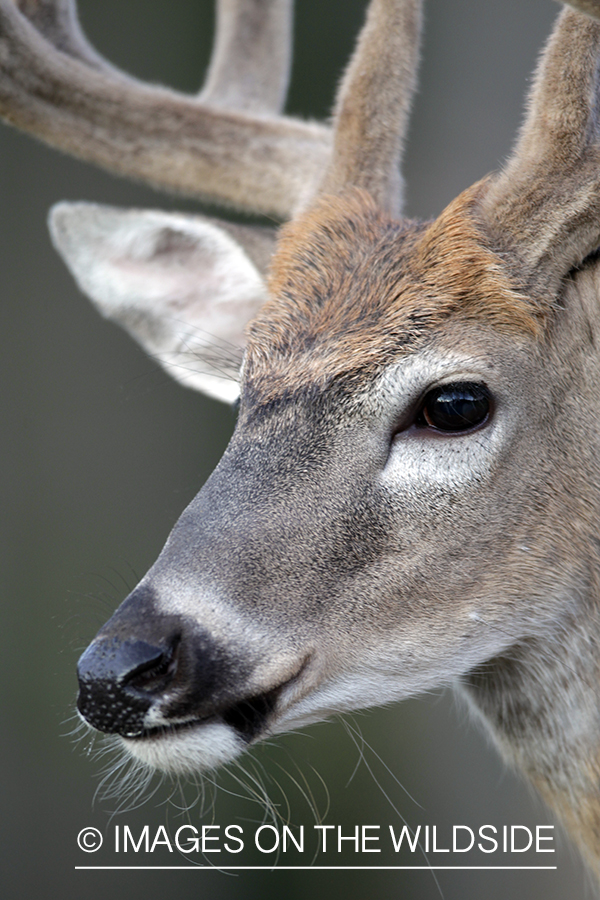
[3,0,600,878]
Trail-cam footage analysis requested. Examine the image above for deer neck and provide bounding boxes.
[462,589,600,872]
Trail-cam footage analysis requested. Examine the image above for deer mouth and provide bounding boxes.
[127,659,311,748]
[77,615,311,757]
[130,683,284,744]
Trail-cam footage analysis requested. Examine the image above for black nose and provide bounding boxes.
[77,635,178,737]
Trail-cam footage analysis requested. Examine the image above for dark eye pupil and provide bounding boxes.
[421,382,490,432]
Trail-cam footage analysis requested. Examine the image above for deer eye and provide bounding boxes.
[417,382,491,433]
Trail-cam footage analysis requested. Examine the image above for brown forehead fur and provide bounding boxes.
[244,182,544,397]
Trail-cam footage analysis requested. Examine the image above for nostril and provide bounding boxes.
[77,634,180,695]
[123,635,180,694]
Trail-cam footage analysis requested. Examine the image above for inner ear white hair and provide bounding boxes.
[49,203,271,403]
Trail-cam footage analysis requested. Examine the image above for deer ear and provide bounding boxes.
[48,203,271,403]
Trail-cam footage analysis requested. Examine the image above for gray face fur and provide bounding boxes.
[76,290,600,781]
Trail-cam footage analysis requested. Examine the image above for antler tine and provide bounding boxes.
[317,0,423,216]
[200,0,293,114]
[15,0,294,110]
[481,2,600,290]
[13,0,120,72]
[0,0,330,218]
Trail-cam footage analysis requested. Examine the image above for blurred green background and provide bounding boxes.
[0,0,587,897]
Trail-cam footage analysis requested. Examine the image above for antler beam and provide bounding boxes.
[0,0,330,218]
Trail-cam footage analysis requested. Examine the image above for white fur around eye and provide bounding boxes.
[368,353,518,499]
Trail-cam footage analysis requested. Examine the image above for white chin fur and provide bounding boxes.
[120,721,245,775]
